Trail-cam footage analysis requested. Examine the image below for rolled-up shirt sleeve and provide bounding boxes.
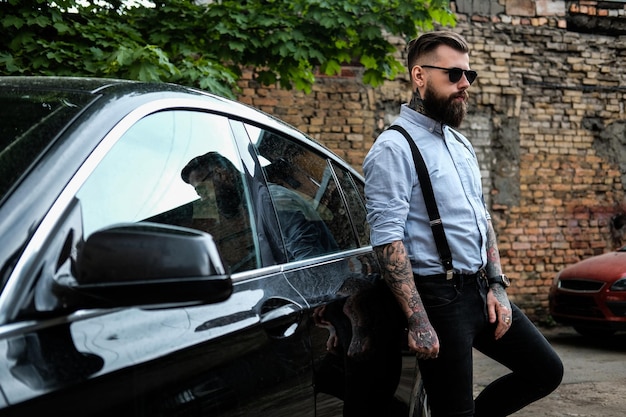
[363,133,415,247]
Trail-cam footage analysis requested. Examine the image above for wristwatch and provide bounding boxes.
[488,274,510,289]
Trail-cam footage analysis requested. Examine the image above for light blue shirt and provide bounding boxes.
[363,104,488,276]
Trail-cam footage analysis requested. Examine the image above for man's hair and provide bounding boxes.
[406,31,470,72]
[181,151,235,184]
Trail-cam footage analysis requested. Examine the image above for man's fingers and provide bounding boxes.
[415,346,439,359]
[411,333,440,359]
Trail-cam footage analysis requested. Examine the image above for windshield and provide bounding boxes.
[0,87,93,201]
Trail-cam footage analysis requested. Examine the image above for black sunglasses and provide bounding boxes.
[420,65,478,85]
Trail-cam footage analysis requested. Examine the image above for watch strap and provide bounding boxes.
[488,274,510,288]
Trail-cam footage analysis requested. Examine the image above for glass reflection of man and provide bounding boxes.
[181,152,255,272]
[182,152,245,220]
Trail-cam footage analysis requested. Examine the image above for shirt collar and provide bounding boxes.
[400,104,445,136]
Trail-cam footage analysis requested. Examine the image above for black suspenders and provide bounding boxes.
[387,125,454,279]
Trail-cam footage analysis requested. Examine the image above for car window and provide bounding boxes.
[75,110,260,273]
[245,124,358,260]
[0,88,91,201]
[331,162,370,247]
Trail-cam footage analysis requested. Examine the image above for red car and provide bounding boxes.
[549,247,626,336]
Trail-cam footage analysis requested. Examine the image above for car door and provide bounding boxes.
[243,125,406,416]
[0,106,314,416]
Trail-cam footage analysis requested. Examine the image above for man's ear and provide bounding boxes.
[411,65,425,88]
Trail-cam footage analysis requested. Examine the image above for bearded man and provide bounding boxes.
[363,31,563,417]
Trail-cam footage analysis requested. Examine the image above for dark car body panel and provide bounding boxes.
[2,272,311,416]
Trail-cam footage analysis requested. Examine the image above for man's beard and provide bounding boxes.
[421,84,468,128]
[216,184,242,218]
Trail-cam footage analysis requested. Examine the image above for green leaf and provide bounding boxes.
[360,54,377,70]
[2,15,24,29]
[322,59,342,76]
[137,64,162,82]
[362,68,384,87]
[31,55,48,70]
[228,40,246,52]
[114,47,135,66]
[53,22,71,34]
[27,15,50,28]
[0,52,19,72]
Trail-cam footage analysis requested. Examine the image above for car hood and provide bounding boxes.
[559,250,626,281]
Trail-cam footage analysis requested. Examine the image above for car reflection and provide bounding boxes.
[8,325,104,390]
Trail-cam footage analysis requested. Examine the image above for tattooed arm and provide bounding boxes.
[484,219,512,339]
[374,240,439,359]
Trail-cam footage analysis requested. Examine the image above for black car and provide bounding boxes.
[0,77,421,416]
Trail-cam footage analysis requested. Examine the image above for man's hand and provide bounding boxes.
[374,241,440,359]
[408,313,440,359]
[487,285,512,340]
[313,305,339,353]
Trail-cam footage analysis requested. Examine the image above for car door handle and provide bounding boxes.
[260,303,301,339]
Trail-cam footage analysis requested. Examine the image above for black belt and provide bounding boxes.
[415,268,487,281]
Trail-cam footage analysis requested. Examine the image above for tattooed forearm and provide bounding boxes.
[374,241,428,320]
[375,241,437,353]
[374,241,411,285]
[484,220,503,279]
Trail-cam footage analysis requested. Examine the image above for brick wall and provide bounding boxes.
[237,0,626,322]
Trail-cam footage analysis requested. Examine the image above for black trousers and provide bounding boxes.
[415,274,564,417]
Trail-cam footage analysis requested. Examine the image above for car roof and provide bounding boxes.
[0,76,137,92]
[0,76,308,140]
[0,74,354,154]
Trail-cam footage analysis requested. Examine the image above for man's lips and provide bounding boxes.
[452,91,468,102]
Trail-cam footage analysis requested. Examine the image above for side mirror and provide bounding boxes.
[58,223,232,308]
